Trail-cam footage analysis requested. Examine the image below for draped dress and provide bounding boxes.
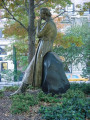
[22,18,57,87]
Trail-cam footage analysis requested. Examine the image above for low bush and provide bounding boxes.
[39,99,90,120]
[4,86,19,92]
[10,83,90,118]
[39,89,90,120]
[0,90,4,98]
[37,91,61,103]
[70,83,90,95]
[10,93,38,114]
[62,89,85,99]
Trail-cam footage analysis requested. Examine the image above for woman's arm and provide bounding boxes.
[37,18,41,35]
[37,22,49,38]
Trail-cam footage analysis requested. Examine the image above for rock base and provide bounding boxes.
[42,52,70,95]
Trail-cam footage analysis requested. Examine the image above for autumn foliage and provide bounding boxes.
[3,22,27,38]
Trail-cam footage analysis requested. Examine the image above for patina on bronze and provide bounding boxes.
[12,8,57,95]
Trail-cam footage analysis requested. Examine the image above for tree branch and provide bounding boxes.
[34,0,48,8]
[53,10,86,20]
[53,11,66,20]
[25,0,29,14]
[1,17,14,20]
[34,0,41,7]
[1,0,28,31]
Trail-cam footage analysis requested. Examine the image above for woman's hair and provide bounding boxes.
[40,8,51,17]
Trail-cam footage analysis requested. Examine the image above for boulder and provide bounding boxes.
[42,52,70,95]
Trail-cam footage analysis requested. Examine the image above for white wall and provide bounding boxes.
[71,0,90,5]
[0,39,14,72]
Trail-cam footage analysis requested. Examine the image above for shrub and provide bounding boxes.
[11,101,29,114]
[39,89,90,119]
[10,84,90,117]
[62,89,85,99]
[10,93,38,114]
[39,97,90,120]
[1,70,22,81]
[4,86,19,92]
[37,91,61,103]
[0,90,4,98]
[70,83,90,95]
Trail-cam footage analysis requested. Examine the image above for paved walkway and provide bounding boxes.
[0,81,22,89]
[0,81,90,90]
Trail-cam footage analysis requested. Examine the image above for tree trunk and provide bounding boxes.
[28,0,35,63]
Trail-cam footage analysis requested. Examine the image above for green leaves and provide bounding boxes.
[0,90,4,98]
[39,89,90,120]
[4,86,19,92]
[62,89,85,99]
[37,91,61,103]
[11,93,38,114]
[9,83,90,119]
[76,2,90,15]
[54,23,90,77]
[70,83,90,95]
[0,0,72,69]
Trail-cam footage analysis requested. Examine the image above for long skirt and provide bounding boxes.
[22,40,53,87]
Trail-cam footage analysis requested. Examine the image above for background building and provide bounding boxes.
[0,11,14,81]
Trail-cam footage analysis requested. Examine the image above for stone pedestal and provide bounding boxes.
[42,52,70,95]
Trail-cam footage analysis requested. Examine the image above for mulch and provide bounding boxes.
[0,91,42,120]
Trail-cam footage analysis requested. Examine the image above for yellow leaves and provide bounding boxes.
[76,2,90,15]
[47,0,52,3]
[53,15,68,30]
[78,12,84,16]
[55,32,64,46]
[56,32,63,40]
[60,56,65,61]
[54,32,83,48]
[76,4,81,8]
[84,2,90,9]
[57,17,62,21]
[3,22,27,38]
[10,3,14,9]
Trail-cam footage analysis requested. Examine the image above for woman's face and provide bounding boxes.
[40,10,46,20]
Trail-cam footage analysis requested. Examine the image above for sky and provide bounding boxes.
[71,0,90,5]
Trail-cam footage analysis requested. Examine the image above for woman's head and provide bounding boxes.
[40,8,51,20]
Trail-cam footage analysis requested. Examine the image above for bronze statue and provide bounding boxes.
[12,8,57,95]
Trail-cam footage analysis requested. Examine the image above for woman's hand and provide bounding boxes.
[37,18,42,27]
[37,18,42,36]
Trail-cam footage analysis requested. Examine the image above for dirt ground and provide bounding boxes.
[0,91,42,120]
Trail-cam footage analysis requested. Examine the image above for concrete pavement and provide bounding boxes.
[0,81,22,90]
[0,81,90,90]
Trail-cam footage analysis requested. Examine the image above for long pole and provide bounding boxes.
[13,45,17,81]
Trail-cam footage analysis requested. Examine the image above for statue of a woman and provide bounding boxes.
[12,8,57,95]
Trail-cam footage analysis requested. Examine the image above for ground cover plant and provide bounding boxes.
[39,89,90,120]
[4,86,19,92]
[0,83,90,119]
[10,93,39,114]
[70,83,90,95]
[0,90,4,98]
[10,91,61,114]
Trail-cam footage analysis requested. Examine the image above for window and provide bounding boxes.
[1,62,8,71]
[0,57,2,61]
[0,46,7,55]
[0,29,2,38]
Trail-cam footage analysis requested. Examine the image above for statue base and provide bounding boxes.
[42,52,70,95]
